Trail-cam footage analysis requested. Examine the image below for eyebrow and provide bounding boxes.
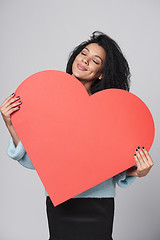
[84,47,103,63]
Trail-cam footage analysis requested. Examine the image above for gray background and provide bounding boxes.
[0,0,160,239]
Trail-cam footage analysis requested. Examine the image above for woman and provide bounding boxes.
[0,31,154,240]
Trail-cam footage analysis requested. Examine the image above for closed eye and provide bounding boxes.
[93,60,99,65]
[81,52,99,65]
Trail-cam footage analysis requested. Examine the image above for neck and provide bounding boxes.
[81,80,92,95]
[72,74,93,96]
[76,79,92,96]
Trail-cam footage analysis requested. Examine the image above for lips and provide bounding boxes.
[77,64,87,71]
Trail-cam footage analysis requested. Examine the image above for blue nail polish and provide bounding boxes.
[16,96,20,98]
[134,154,136,156]
[138,146,140,149]
[12,93,14,95]
[136,149,138,151]
[142,146,144,149]
[18,106,20,108]
[18,101,21,103]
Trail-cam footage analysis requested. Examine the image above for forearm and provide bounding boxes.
[7,134,35,169]
[5,123,20,147]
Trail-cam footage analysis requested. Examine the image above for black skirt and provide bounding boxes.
[46,196,114,240]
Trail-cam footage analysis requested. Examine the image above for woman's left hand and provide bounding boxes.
[126,146,154,177]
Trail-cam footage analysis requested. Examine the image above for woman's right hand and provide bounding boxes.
[0,93,22,126]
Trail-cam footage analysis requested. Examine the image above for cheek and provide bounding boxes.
[75,54,81,62]
[91,64,102,74]
[72,57,79,68]
[72,57,77,67]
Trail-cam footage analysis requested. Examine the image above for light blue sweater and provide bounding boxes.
[7,137,136,198]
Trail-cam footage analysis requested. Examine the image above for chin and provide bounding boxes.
[72,71,82,79]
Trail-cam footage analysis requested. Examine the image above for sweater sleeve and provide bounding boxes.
[113,170,136,188]
[7,137,35,170]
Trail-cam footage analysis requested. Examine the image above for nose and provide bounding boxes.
[82,56,90,65]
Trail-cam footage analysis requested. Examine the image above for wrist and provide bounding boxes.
[5,121,13,129]
[126,167,138,177]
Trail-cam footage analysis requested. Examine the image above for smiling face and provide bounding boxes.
[72,43,106,82]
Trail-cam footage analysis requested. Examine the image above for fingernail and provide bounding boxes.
[18,106,20,108]
[137,146,140,149]
[134,154,136,156]
[142,146,144,149]
[18,101,21,103]
[12,93,14,95]
[16,96,20,98]
[136,149,138,151]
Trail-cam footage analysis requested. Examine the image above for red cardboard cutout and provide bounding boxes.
[11,70,155,206]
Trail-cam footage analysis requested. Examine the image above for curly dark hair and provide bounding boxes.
[66,31,131,94]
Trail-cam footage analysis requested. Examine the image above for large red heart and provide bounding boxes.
[11,70,155,206]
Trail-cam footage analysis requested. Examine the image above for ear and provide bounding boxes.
[98,73,103,80]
